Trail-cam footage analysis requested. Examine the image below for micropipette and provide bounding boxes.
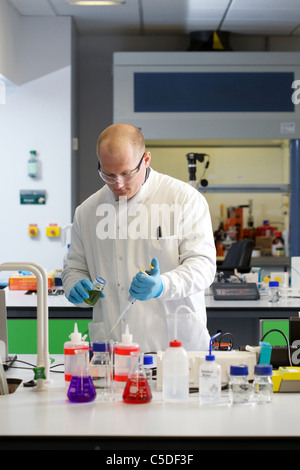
[109,265,154,335]
[109,295,136,335]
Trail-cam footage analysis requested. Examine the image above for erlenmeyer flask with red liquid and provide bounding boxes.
[123,351,152,404]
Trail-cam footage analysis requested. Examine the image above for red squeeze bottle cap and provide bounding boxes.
[170,340,182,347]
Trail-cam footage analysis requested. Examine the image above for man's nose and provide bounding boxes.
[114,178,125,188]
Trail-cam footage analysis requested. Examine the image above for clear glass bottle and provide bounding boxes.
[199,354,221,403]
[90,341,112,397]
[123,352,152,404]
[228,365,250,404]
[143,355,154,390]
[268,281,280,303]
[83,276,106,306]
[253,364,273,404]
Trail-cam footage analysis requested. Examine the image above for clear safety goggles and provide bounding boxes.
[98,154,145,185]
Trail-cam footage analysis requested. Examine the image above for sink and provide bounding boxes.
[7,378,22,394]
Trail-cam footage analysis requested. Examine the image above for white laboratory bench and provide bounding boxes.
[4,287,92,321]
[1,354,300,451]
[4,287,80,309]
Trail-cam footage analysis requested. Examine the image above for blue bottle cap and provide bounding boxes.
[254,364,273,375]
[144,355,153,366]
[92,341,107,352]
[205,354,215,361]
[269,281,279,287]
[95,276,106,285]
[230,364,248,376]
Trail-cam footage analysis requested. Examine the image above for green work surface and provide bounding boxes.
[7,319,91,354]
[260,319,289,346]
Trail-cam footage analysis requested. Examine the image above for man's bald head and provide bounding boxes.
[97,123,145,157]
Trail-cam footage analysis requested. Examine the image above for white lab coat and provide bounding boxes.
[62,169,216,352]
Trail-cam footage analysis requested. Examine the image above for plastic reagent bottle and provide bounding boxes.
[162,339,189,403]
[114,324,140,385]
[199,354,221,404]
[228,364,250,404]
[199,332,222,403]
[272,231,284,257]
[64,323,89,384]
[83,276,106,306]
[253,364,273,404]
[268,281,280,303]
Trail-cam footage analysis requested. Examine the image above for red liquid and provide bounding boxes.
[123,376,152,404]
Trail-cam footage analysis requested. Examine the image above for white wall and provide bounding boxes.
[0,16,74,273]
[0,0,20,84]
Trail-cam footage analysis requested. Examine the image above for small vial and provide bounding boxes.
[253,364,273,404]
[228,365,251,404]
[268,281,280,303]
[83,276,106,306]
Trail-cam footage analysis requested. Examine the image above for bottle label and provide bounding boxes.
[64,345,89,355]
[114,345,139,355]
[28,162,38,176]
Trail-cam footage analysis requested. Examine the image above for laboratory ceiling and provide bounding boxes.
[6,0,300,37]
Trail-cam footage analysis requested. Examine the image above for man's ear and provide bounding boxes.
[144,151,151,167]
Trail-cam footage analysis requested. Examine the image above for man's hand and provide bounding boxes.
[129,258,163,301]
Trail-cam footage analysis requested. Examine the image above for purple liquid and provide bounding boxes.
[67,375,96,403]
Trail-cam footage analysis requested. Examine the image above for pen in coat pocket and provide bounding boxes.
[157,226,162,240]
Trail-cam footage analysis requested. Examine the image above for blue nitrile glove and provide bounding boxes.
[67,278,93,304]
[129,258,163,301]
[68,278,106,304]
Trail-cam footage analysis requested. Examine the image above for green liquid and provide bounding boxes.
[83,289,102,306]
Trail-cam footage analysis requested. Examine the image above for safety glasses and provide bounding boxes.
[98,153,145,185]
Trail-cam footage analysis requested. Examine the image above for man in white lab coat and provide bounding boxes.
[62,123,216,352]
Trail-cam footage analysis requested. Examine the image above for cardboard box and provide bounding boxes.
[9,273,55,291]
[255,236,273,249]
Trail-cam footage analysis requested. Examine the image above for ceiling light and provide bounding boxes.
[68,1,125,5]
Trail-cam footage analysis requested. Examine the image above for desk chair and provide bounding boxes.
[217,239,254,279]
